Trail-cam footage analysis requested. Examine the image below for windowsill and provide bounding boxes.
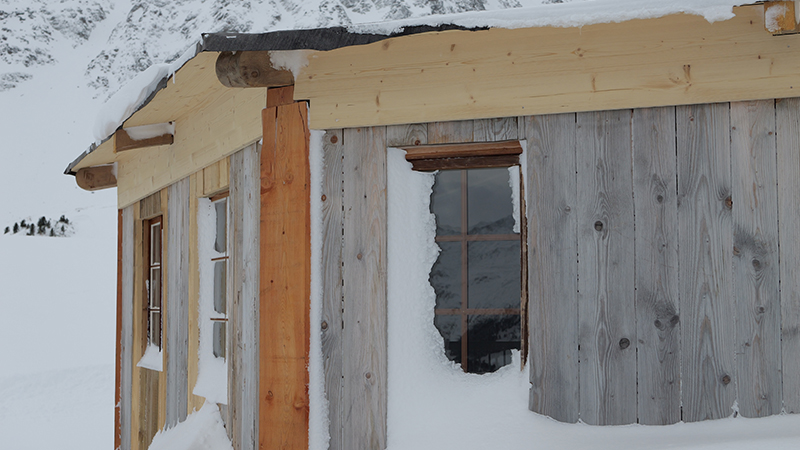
[136,343,163,372]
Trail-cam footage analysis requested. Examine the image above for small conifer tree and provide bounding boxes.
[4,226,8,234]
[27,224,34,235]
[20,219,26,228]
[13,223,19,234]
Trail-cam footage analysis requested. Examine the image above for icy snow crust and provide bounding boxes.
[147,402,233,450]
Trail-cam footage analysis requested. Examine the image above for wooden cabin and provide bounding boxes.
[66,2,800,449]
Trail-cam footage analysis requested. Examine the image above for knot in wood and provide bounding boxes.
[321,194,327,202]
[757,306,766,314]
[619,338,630,349]
[365,372,372,379]
[330,135,338,144]
[752,259,761,269]
[725,196,733,210]
[656,194,664,203]
[733,246,740,256]
[357,253,363,260]
[267,390,274,398]
[250,70,259,78]
[654,319,664,330]
[321,321,328,330]
[594,221,604,232]
[721,374,731,385]
[414,139,421,145]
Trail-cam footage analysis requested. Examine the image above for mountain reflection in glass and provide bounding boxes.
[430,166,521,374]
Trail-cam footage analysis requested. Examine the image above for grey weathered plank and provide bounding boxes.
[140,191,162,220]
[121,206,134,450]
[321,129,345,450]
[576,109,637,425]
[342,126,387,450]
[730,100,782,418]
[676,103,736,422]
[228,144,261,450]
[166,177,190,428]
[386,123,427,147]
[525,113,579,423]
[632,107,681,425]
[474,117,518,142]
[428,120,474,144]
[777,98,800,414]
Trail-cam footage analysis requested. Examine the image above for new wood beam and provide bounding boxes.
[76,165,117,191]
[216,51,294,88]
[114,128,174,153]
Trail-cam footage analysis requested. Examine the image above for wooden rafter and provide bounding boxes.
[114,128,174,153]
[75,165,117,191]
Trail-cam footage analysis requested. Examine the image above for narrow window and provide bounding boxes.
[211,196,228,359]
[146,216,163,349]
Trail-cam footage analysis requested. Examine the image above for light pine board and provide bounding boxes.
[121,206,134,450]
[342,126,388,450]
[677,103,736,422]
[525,113,579,423]
[228,144,261,450]
[166,177,190,427]
[777,98,800,414]
[632,107,681,425]
[321,129,345,450]
[730,100,782,418]
[259,102,311,450]
[576,110,637,425]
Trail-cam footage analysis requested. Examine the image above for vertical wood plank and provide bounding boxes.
[116,210,123,450]
[677,103,736,422]
[428,120,473,144]
[229,144,261,450]
[321,129,345,450]
[131,203,143,450]
[730,100,782,418]
[632,107,681,425]
[342,126,387,450]
[474,117,518,142]
[386,123,427,148]
[121,206,134,450]
[166,177,190,426]
[158,188,169,432]
[186,173,204,413]
[260,101,311,450]
[576,109,637,425]
[777,98,800,414]
[525,113,579,423]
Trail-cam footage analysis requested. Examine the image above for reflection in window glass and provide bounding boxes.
[468,241,520,309]
[214,199,227,253]
[431,170,461,235]
[213,261,227,314]
[213,321,226,358]
[468,315,520,374]
[430,242,461,309]
[467,168,514,235]
[434,315,461,365]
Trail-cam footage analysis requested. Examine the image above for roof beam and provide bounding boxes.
[114,126,174,153]
[765,2,799,34]
[76,165,117,191]
[216,51,294,88]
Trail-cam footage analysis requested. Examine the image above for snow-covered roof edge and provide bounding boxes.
[67,0,748,175]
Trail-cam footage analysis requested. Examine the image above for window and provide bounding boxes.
[404,141,525,374]
[145,216,163,349]
[211,195,228,359]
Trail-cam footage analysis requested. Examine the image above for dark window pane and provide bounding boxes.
[467,314,520,374]
[151,222,162,264]
[213,321,226,359]
[430,242,461,309]
[213,260,227,314]
[431,170,462,235]
[151,311,162,348]
[214,199,227,253]
[468,240,520,309]
[467,168,514,235]
[434,315,462,366]
[149,268,161,309]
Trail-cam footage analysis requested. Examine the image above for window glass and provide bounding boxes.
[151,311,162,347]
[434,315,461,365]
[468,241,520,309]
[151,223,161,264]
[467,315,520,374]
[430,241,461,310]
[431,170,461,235]
[213,321,226,358]
[214,199,227,253]
[213,260,227,314]
[149,268,161,309]
[467,168,514,235]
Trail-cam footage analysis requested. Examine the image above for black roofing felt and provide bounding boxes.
[201,24,485,53]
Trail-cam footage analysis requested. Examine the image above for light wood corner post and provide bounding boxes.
[259,85,311,449]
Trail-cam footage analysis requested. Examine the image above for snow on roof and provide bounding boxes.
[75,0,748,173]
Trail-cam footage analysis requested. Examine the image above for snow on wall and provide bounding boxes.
[137,343,163,372]
[147,401,233,450]
[193,197,228,405]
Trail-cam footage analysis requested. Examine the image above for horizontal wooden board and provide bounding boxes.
[294,5,800,129]
[402,140,521,160]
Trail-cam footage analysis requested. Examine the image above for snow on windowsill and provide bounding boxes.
[147,401,232,450]
[136,344,163,372]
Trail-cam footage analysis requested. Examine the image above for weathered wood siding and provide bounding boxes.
[166,177,190,427]
[120,206,135,450]
[527,99,800,424]
[228,144,261,450]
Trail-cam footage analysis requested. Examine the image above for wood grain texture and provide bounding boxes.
[131,203,143,450]
[229,144,261,450]
[386,123,427,148]
[677,103,736,422]
[139,192,162,220]
[524,113,579,423]
[777,98,800,413]
[76,165,117,191]
[576,109,637,425]
[267,85,296,108]
[158,189,169,432]
[342,126,388,450]
[632,107,681,425]
[121,206,134,450]
[402,140,522,160]
[730,100,783,418]
[186,173,204,413]
[473,117,518,142]
[321,129,345,450]
[166,177,190,427]
[259,103,311,450]
[115,128,173,153]
[428,120,474,144]
[202,157,230,197]
[116,210,123,450]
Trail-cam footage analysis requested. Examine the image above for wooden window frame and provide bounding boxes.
[403,140,529,372]
[210,193,229,360]
[144,215,163,350]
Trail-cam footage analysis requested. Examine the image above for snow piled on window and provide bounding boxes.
[147,401,232,450]
[136,343,163,372]
[193,197,227,404]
